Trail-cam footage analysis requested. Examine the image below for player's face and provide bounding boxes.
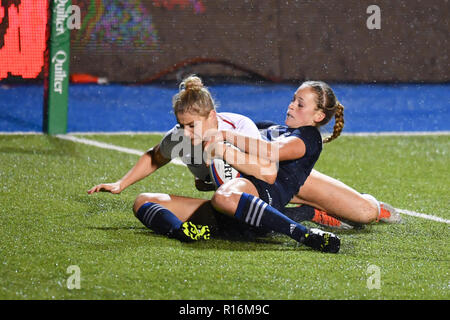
[176,109,217,145]
[285,86,325,128]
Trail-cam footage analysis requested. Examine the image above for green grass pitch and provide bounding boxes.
[0,134,448,299]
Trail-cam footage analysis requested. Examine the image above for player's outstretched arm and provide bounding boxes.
[87,144,170,195]
[220,130,306,162]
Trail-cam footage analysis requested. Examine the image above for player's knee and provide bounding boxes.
[132,193,167,216]
[211,189,235,213]
[210,190,226,210]
[133,194,147,216]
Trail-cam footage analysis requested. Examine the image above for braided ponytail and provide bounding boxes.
[323,102,344,143]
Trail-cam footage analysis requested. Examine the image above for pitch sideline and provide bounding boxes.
[55,134,449,225]
[55,134,186,166]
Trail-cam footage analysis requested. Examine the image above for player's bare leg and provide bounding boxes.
[294,170,377,224]
[133,193,213,241]
[287,169,400,225]
[133,193,209,222]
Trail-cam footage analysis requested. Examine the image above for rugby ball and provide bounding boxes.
[209,143,241,189]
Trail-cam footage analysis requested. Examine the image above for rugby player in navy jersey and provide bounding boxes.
[208,81,343,253]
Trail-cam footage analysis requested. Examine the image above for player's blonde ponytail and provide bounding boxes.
[173,75,215,116]
[180,75,203,91]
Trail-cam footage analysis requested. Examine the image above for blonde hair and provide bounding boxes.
[172,75,215,117]
[300,81,344,143]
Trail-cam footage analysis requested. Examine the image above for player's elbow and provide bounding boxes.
[258,164,278,185]
[263,173,277,185]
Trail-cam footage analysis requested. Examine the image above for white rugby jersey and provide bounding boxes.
[156,112,260,181]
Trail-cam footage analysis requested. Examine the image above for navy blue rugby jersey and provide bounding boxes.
[255,124,323,206]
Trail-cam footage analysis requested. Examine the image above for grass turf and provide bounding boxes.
[0,134,448,299]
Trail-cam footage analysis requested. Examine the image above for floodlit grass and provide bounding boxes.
[0,134,448,299]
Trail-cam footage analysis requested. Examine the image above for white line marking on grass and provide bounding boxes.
[55,134,186,166]
[396,209,450,224]
[54,134,449,225]
[69,131,166,136]
[56,134,144,155]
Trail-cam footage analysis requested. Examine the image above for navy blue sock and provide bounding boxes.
[234,193,309,242]
[282,205,315,222]
[135,202,183,235]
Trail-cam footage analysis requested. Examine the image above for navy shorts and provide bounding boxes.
[242,174,290,211]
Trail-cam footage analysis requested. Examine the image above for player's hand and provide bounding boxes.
[87,182,122,194]
[203,141,227,167]
[203,129,224,147]
[203,130,226,159]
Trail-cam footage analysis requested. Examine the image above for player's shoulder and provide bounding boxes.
[162,124,182,138]
[217,112,253,125]
[290,126,321,139]
[159,124,184,150]
[262,124,289,141]
[268,125,321,145]
[217,112,260,137]
[289,126,322,153]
